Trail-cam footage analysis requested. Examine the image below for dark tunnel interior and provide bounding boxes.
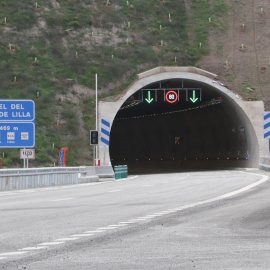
[109,79,258,174]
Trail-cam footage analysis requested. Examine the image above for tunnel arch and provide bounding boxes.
[99,67,265,173]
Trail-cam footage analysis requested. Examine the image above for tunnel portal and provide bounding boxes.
[109,78,258,174]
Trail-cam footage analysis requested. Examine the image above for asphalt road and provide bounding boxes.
[1,170,270,269]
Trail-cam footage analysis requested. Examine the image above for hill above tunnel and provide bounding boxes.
[0,0,268,167]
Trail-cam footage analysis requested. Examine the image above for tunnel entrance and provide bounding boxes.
[109,77,258,174]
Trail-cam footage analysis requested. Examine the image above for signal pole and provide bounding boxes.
[95,73,98,165]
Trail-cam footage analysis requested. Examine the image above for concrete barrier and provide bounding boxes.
[259,157,270,171]
[94,166,115,178]
[0,166,99,191]
[79,166,100,182]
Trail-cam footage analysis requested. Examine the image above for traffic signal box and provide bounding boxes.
[90,130,99,145]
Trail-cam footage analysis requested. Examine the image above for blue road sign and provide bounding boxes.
[0,100,35,148]
[0,100,35,122]
[101,118,110,146]
[0,122,35,148]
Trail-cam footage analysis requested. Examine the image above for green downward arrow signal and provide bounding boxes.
[145,91,154,103]
[190,90,198,103]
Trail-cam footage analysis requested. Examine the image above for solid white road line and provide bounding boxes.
[84,230,104,233]
[0,252,27,256]
[108,190,122,193]
[51,198,75,202]
[38,242,64,246]
[119,221,137,224]
[20,247,46,251]
[71,234,93,237]
[108,224,128,227]
[56,238,78,241]
[1,171,267,262]
[97,227,117,230]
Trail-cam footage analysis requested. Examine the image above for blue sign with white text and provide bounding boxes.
[0,122,35,148]
[0,100,35,148]
[0,100,35,122]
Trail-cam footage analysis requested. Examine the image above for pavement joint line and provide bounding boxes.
[38,242,64,246]
[0,252,28,256]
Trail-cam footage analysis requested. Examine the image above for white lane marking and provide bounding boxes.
[0,252,27,256]
[84,230,104,233]
[97,227,117,230]
[1,172,266,260]
[71,234,92,237]
[108,190,122,193]
[56,238,78,241]
[38,242,64,246]
[20,247,46,251]
[108,224,128,227]
[119,221,137,224]
[51,197,75,202]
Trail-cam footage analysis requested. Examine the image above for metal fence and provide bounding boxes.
[0,167,87,191]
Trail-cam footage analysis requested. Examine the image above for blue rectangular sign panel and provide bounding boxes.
[0,122,35,148]
[0,100,35,122]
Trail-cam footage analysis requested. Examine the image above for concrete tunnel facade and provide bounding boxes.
[98,67,266,174]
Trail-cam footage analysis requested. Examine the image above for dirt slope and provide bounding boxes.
[200,0,270,109]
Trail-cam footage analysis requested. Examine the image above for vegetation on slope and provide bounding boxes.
[0,0,229,167]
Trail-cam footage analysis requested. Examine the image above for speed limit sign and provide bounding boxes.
[165,90,178,103]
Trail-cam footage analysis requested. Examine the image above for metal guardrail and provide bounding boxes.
[0,167,88,191]
[0,167,86,177]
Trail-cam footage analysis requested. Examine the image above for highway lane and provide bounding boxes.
[0,170,269,269]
